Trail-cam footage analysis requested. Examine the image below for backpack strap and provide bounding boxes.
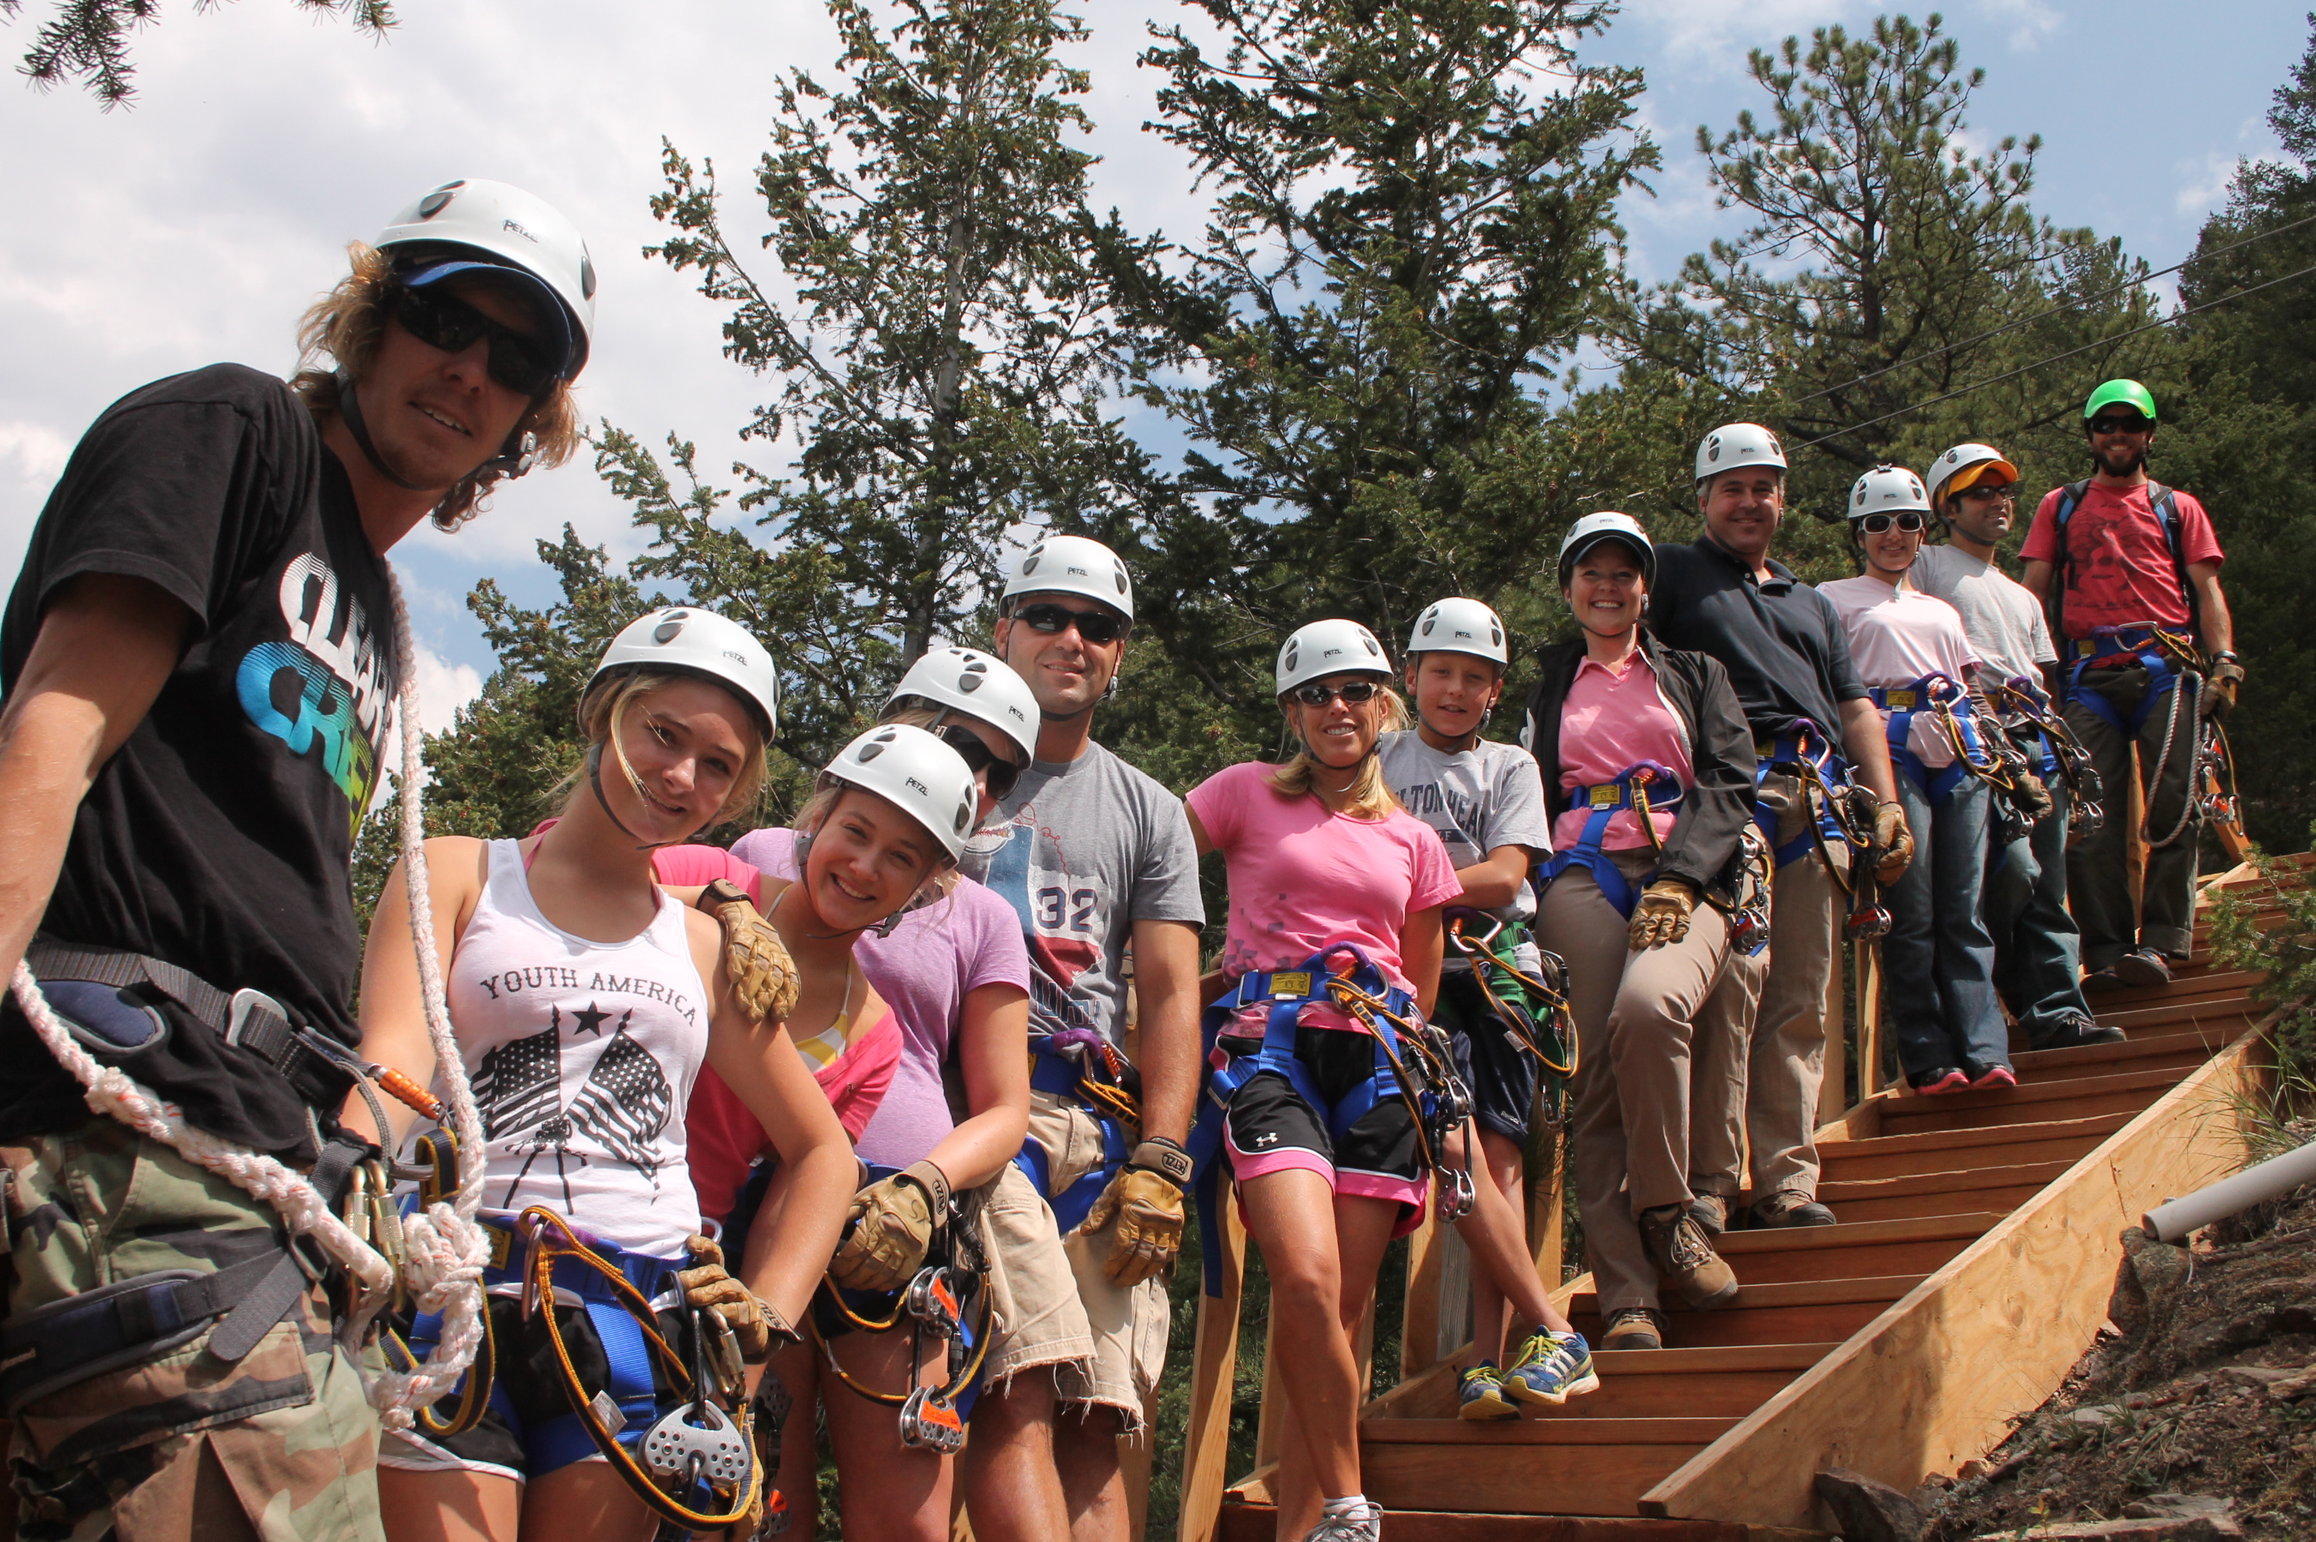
[2046,478,2092,645]
[2144,481,2201,642]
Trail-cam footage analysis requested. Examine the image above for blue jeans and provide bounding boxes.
[1885,768,2009,1078]
[1986,776,2092,1040]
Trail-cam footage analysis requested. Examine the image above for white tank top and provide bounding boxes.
[447,840,710,1258]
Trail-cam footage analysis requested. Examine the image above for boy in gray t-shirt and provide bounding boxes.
[1385,598,1574,1421]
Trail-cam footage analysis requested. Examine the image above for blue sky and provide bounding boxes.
[0,0,2304,732]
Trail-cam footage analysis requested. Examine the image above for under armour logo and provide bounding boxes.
[1253,1132,1280,1148]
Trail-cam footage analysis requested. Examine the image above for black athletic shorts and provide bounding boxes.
[1220,1021,1425,1214]
[1435,968,1539,1144]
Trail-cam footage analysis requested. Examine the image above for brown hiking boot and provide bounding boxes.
[1686,1192,1729,1237]
[1639,1203,1740,1308]
[1601,1306,1669,1351]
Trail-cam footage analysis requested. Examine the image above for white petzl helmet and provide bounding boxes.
[1406,598,1508,667]
[1276,619,1392,697]
[1693,422,1788,483]
[1847,464,1932,520]
[821,724,981,862]
[885,645,1038,765]
[1925,442,2020,509]
[586,606,780,741]
[1000,533,1134,622]
[376,178,597,379]
[1557,511,1656,588]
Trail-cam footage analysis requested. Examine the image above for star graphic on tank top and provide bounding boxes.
[569,1002,612,1038]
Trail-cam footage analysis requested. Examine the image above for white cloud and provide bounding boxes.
[2175,150,2244,219]
[1978,0,2061,51]
[378,641,483,788]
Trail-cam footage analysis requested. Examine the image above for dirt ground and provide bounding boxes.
[1919,1180,2316,1540]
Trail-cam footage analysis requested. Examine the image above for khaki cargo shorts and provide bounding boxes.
[2,1120,383,1542]
[978,1090,1169,1429]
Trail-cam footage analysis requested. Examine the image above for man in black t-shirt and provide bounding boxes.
[0,178,593,1539]
[1648,424,1913,1232]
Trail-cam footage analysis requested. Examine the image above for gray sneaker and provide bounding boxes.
[1750,1191,1837,1228]
[1302,1500,1383,1542]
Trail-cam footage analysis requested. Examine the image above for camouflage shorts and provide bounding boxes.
[1,1120,383,1542]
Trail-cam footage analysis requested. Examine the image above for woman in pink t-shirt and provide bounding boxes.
[1184,620,1589,1542]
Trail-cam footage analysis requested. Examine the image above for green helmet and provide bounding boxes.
[2084,379,2157,424]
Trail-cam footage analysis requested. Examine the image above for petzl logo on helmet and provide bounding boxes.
[501,218,540,245]
[905,777,929,796]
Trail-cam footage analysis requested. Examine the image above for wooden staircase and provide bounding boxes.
[1185,856,2302,1542]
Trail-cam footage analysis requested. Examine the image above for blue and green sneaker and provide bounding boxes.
[1457,1360,1519,1421]
[1502,1328,1600,1406]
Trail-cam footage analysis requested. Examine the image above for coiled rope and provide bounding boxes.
[6,566,488,1429]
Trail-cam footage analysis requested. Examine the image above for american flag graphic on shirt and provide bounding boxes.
[568,1017,674,1181]
[475,1012,563,1140]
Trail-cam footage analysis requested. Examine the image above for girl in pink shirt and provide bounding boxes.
[1185,620,1591,1542]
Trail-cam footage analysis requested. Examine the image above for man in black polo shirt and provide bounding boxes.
[1648,424,1913,1228]
[0,179,593,1538]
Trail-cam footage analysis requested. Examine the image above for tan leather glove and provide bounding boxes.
[1081,1139,1191,1286]
[1627,879,1698,950]
[1873,800,1915,885]
[2203,657,2244,722]
[676,1234,795,1364]
[2011,768,2054,824]
[830,1160,948,1293]
[699,879,801,1024]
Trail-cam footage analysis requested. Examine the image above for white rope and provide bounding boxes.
[5,564,491,1431]
[366,565,490,1428]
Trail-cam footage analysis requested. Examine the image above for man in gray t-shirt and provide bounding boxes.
[1917,442,2117,1051]
[956,533,1204,1542]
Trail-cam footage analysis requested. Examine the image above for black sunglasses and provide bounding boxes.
[391,285,559,397]
[2088,414,2152,436]
[1957,485,2016,503]
[1011,602,1128,645]
[1290,679,1382,708]
[934,723,1023,802]
[1858,511,1927,534]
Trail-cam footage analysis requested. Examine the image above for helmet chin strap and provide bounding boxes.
[584,742,686,852]
[334,369,432,493]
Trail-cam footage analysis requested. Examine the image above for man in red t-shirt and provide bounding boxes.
[2021,379,2241,989]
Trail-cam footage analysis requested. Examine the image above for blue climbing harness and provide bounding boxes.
[1752,719,1859,868]
[1185,943,1471,1297]
[2063,624,2196,735]
[1016,1030,1137,1233]
[398,1215,687,1476]
[1532,761,1683,917]
[1869,672,1994,807]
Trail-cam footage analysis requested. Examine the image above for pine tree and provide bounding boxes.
[4,0,392,108]
[618,0,1153,751]
[1095,0,1656,724]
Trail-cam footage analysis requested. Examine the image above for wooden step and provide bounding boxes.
[1217,1506,1754,1542]
[1356,1426,1714,1516]
[2098,997,2261,1035]
[1392,1343,1835,1422]
[1816,1161,2070,1225]
[2082,967,2263,1007]
[1815,1111,2130,1180]
[2010,1026,2224,1078]
[1714,1212,1999,1285]
[1876,1066,2181,1134]
[1570,1277,1923,1349]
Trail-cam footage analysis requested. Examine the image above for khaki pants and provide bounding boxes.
[1541,855,1763,1315]
[1748,773,1845,1204]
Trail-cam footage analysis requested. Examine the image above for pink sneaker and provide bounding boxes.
[1968,1062,2018,1090]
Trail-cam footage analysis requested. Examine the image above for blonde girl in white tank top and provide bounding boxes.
[354,610,857,1542]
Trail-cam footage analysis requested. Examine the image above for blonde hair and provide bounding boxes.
[558,669,769,830]
[1268,684,1410,820]
[289,241,583,532]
